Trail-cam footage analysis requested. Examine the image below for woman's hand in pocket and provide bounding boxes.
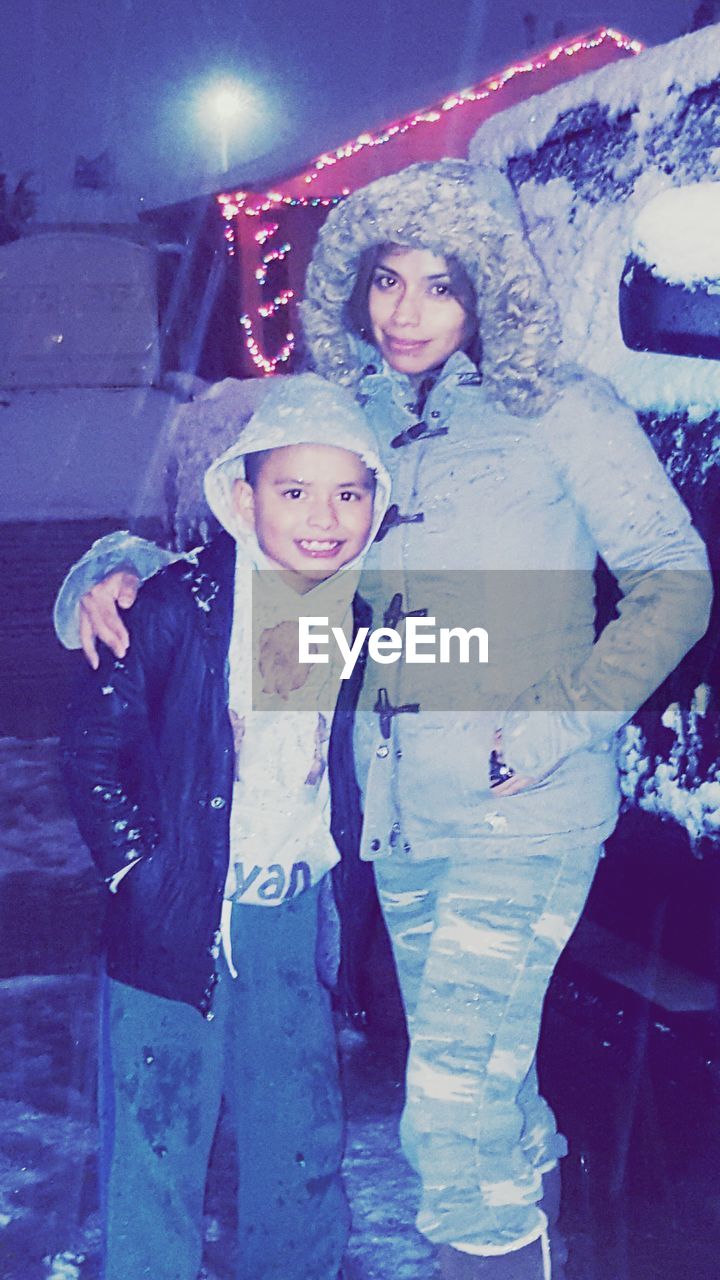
[489,730,538,796]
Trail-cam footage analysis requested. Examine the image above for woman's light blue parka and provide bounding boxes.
[301,159,713,859]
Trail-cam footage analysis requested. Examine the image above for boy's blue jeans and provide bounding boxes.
[99,882,349,1280]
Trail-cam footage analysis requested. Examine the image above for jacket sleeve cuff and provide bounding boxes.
[500,705,620,779]
[53,531,178,649]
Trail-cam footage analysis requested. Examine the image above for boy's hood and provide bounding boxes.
[203,372,390,572]
[300,158,559,416]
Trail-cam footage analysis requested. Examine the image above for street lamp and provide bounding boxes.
[200,79,251,172]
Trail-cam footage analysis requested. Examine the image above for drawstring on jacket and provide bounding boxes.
[540,1223,552,1280]
[220,898,238,979]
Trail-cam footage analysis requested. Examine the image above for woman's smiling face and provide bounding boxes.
[367,247,473,377]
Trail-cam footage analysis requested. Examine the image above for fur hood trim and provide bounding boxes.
[301,159,560,416]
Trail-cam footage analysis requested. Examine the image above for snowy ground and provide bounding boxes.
[0,971,440,1280]
[4,737,720,1280]
[0,738,439,1280]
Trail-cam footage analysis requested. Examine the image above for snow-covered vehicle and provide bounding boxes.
[470,23,720,1017]
[0,220,266,736]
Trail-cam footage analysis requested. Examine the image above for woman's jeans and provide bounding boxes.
[375,838,600,1254]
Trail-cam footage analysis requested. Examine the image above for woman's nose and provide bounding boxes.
[392,289,422,325]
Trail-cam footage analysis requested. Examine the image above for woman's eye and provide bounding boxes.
[431,282,451,297]
[372,272,396,290]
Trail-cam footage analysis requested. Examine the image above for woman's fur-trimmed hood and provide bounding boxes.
[301,158,560,416]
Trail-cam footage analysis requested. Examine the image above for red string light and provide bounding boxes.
[299,28,642,189]
[258,288,294,318]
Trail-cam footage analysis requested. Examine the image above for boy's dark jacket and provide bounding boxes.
[62,532,369,1016]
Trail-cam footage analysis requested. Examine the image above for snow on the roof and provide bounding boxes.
[631,183,720,284]
[470,24,720,166]
[469,23,720,419]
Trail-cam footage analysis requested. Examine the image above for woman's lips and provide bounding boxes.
[383,335,430,355]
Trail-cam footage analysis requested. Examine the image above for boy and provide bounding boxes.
[62,373,390,1280]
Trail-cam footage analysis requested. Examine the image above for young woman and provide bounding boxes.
[59,159,711,1279]
[299,158,711,1279]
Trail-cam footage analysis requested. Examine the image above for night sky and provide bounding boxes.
[0,1,704,211]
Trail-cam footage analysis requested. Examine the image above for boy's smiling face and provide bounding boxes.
[232,442,375,592]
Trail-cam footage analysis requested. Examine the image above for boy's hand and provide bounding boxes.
[259,620,312,700]
[79,571,140,669]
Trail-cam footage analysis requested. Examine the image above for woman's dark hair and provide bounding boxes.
[344,243,482,371]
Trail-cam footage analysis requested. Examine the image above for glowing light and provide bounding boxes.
[255,222,279,244]
[254,242,292,285]
[239,314,295,376]
[258,288,294,318]
[199,79,256,171]
[208,84,244,122]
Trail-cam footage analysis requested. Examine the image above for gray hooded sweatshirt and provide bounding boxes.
[202,372,389,917]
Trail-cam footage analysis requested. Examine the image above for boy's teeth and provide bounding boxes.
[301,540,338,550]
